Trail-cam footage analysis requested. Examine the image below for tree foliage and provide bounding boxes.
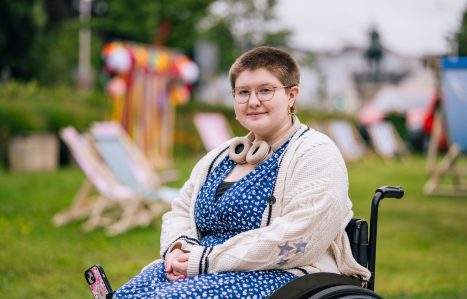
[197,0,292,72]
[92,0,291,72]
[0,0,48,80]
[92,0,215,50]
[0,0,290,83]
[457,8,467,56]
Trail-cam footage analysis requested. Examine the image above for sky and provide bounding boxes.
[275,0,467,57]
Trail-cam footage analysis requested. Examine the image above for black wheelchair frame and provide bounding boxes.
[269,186,405,299]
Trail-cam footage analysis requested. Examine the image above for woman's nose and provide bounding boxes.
[249,91,261,107]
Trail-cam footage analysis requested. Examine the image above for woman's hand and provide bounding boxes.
[165,248,190,281]
[169,253,190,279]
[164,249,184,277]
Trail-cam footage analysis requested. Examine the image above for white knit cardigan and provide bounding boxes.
[146,125,371,281]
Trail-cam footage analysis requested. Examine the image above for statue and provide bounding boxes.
[364,28,384,80]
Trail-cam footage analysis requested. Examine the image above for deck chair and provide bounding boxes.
[54,124,178,235]
[193,113,233,151]
[87,121,179,235]
[367,121,409,160]
[53,126,135,231]
[326,120,366,162]
[423,57,467,196]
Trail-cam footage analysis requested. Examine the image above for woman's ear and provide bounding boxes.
[288,86,299,107]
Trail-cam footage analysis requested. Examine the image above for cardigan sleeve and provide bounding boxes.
[159,158,204,259]
[186,141,357,277]
[159,141,232,261]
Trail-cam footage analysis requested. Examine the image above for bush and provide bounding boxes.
[0,81,109,167]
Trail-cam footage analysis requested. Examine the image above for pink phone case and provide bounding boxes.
[85,265,113,299]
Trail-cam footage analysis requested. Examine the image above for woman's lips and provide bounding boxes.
[247,112,267,116]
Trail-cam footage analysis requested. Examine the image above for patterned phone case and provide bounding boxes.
[85,264,113,299]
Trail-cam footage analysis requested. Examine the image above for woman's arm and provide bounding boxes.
[159,143,230,260]
[185,142,355,277]
[159,157,205,260]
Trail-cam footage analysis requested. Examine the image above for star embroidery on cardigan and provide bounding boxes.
[277,258,288,266]
[293,238,308,254]
[278,241,294,257]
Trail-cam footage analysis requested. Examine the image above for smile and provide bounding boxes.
[247,112,267,117]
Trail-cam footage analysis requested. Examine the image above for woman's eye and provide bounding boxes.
[238,90,249,95]
[259,88,273,93]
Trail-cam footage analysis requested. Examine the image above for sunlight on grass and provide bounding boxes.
[0,155,466,298]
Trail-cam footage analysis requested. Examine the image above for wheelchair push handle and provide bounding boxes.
[368,186,404,292]
[376,186,404,199]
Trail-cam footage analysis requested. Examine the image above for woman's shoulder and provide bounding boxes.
[283,126,348,186]
[287,125,345,166]
[293,125,338,150]
[194,138,236,171]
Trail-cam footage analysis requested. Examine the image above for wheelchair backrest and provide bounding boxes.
[345,219,369,268]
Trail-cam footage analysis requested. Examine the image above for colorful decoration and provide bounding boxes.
[107,77,127,98]
[102,42,199,169]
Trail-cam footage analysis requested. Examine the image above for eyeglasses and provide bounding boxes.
[231,84,292,104]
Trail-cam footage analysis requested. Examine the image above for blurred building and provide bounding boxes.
[308,46,435,114]
[193,36,435,116]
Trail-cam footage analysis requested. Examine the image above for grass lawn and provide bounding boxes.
[0,154,466,298]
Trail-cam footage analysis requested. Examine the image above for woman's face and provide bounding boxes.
[234,68,298,138]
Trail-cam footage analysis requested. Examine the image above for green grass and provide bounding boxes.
[1,155,466,298]
[347,155,467,298]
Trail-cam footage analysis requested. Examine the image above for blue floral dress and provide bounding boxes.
[113,139,297,299]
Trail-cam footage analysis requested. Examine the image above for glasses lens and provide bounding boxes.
[234,87,250,103]
[257,84,275,101]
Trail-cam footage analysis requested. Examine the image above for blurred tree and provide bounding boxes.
[0,0,289,83]
[198,0,292,72]
[457,8,467,56]
[0,0,48,80]
[92,0,215,51]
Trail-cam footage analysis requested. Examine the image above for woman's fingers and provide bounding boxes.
[165,264,172,273]
[171,257,188,278]
[166,249,184,263]
[164,258,172,273]
[165,249,184,273]
[177,253,190,263]
[166,272,181,281]
[165,249,190,279]
[166,272,186,281]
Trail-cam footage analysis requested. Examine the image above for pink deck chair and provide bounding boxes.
[193,113,234,151]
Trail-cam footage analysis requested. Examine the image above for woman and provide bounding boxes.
[114,46,370,299]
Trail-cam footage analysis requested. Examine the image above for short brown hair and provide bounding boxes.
[229,46,301,89]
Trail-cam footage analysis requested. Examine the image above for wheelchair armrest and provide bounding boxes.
[268,272,362,299]
[345,219,369,268]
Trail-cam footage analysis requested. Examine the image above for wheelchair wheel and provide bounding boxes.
[309,285,384,299]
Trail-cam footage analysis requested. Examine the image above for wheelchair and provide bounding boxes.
[269,186,405,299]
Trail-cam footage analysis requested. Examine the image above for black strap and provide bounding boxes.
[208,145,230,175]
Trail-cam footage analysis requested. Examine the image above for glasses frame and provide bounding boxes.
[230,85,293,104]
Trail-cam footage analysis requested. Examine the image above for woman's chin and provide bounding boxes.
[244,118,271,134]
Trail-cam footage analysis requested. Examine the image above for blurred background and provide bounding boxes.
[1,0,467,298]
